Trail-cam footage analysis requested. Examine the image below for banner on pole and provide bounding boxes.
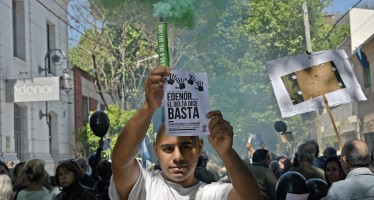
[266,50,366,118]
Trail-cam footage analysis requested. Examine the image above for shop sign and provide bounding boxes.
[6,77,60,102]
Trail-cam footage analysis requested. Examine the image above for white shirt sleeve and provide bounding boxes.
[198,182,233,200]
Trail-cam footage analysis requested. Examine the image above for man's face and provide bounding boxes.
[261,153,271,167]
[154,129,203,186]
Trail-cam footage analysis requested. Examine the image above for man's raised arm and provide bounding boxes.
[111,67,170,200]
[206,111,260,200]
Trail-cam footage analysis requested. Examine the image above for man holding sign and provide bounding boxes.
[109,67,260,200]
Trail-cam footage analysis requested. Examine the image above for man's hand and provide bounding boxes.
[206,110,234,156]
[144,67,170,111]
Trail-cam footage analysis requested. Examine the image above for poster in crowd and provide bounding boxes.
[164,70,210,136]
[266,50,366,118]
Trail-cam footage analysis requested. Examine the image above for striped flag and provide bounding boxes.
[141,138,150,169]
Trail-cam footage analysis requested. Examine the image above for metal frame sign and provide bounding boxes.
[6,77,60,102]
[266,50,366,118]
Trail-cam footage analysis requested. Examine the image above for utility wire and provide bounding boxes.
[52,0,91,32]
[36,0,113,50]
[0,0,67,45]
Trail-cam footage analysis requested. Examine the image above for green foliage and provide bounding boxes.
[74,127,90,158]
[78,105,154,158]
[174,0,348,152]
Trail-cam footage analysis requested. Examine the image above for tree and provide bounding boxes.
[173,0,349,153]
[68,0,349,156]
[75,104,154,158]
[69,0,158,110]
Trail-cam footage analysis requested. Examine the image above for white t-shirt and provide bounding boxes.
[109,166,233,200]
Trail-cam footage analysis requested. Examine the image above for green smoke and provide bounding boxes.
[153,0,198,28]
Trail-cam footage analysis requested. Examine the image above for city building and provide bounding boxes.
[317,8,374,152]
[0,0,72,173]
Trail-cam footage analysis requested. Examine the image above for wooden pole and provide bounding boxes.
[311,65,343,150]
[303,2,342,149]
[321,94,343,149]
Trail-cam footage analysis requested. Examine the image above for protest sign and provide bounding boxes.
[266,50,366,118]
[164,70,210,136]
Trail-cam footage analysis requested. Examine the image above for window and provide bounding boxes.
[356,47,371,88]
[14,104,23,161]
[363,67,371,88]
[46,22,56,74]
[12,0,26,61]
[82,96,89,126]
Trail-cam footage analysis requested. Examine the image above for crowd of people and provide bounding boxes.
[1,66,374,200]
[0,138,111,200]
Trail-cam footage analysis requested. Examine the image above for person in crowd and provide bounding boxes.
[218,167,231,183]
[13,166,28,193]
[55,160,98,200]
[109,66,260,200]
[49,175,61,196]
[75,157,94,189]
[6,160,15,180]
[95,160,112,200]
[323,156,346,187]
[14,159,55,200]
[269,160,281,179]
[0,174,13,200]
[322,140,374,199]
[323,146,337,158]
[12,163,27,193]
[246,149,277,200]
[305,139,325,169]
[43,171,55,193]
[88,138,104,183]
[289,142,325,180]
[0,161,10,176]
[277,156,292,178]
[206,162,220,182]
[11,162,25,184]
[6,161,14,169]
[194,152,216,184]
[292,153,299,167]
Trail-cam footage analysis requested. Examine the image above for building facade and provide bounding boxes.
[0,0,73,174]
[72,65,113,131]
[317,8,374,151]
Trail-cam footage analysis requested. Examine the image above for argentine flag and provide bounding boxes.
[141,138,150,168]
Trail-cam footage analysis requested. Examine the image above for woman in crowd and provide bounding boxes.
[0,174,13,200]
[277,156,292,178]
[324,156,346,187]
[94,160,111,200]
[12,167,27,193]
[55,160,97,200]
[14,159,55,200]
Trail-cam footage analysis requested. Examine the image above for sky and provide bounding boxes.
[325,0,374,14]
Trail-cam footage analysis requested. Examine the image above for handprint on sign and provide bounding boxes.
[186,74,196,85]
[167,73,177,85]
[176,78,186,90]
[195,81,204,91]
